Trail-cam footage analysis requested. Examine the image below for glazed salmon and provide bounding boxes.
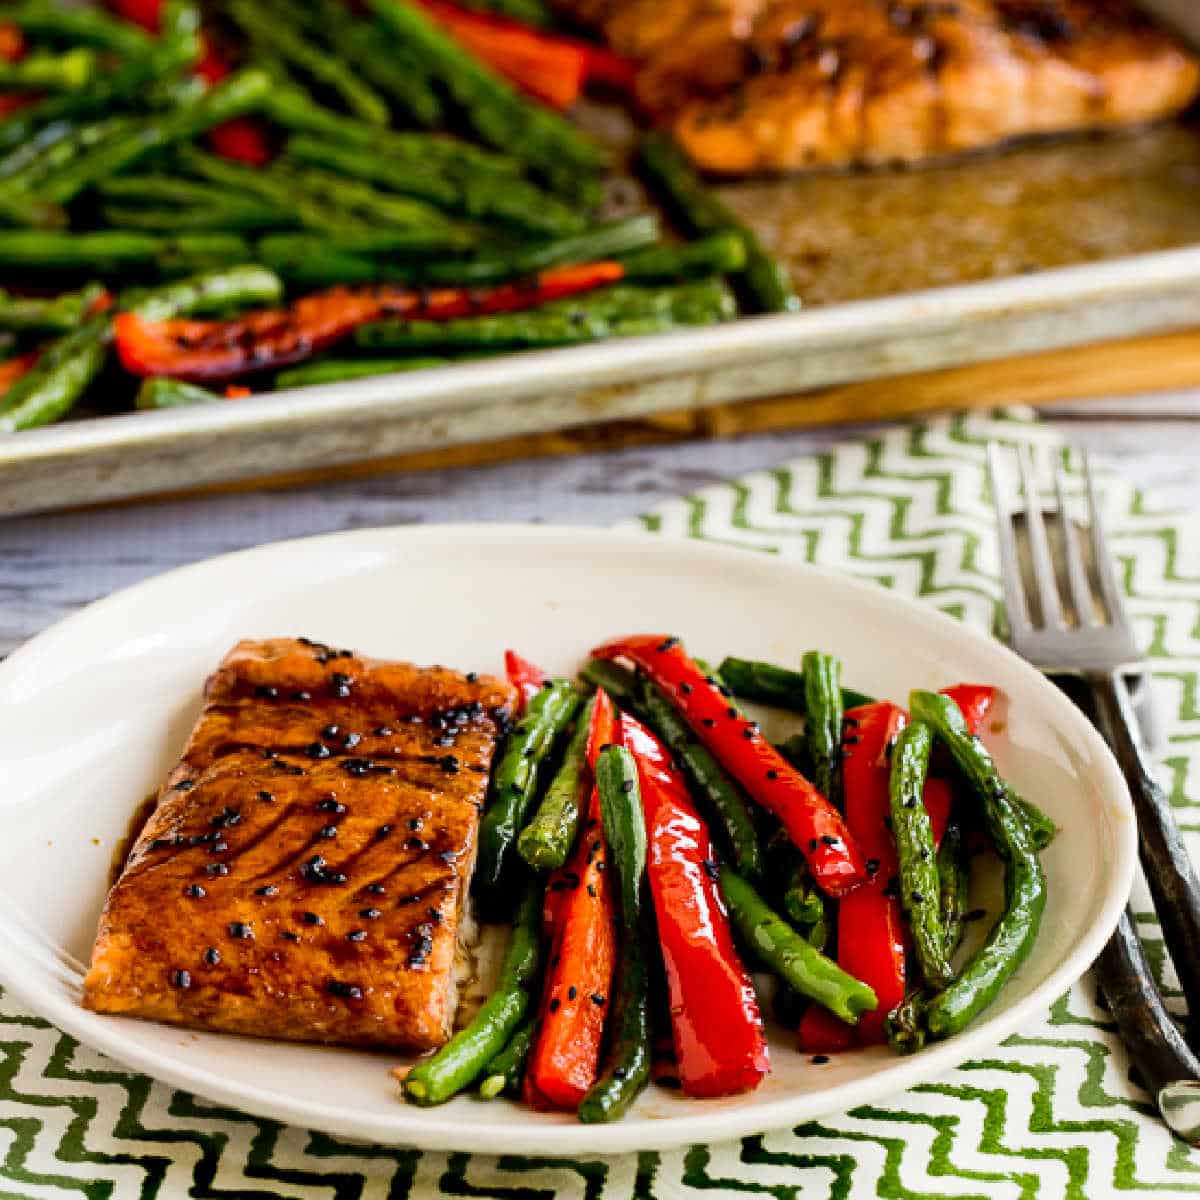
[83,638,516,1053]
[566,0,1200,173]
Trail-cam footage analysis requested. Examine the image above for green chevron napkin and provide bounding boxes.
[2,408,1198,1198]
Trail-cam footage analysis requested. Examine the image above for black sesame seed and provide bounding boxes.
[319,825,339,839]
[228,922,253,939]
[808,839,819,851]
[376,825,392,839]
[306,741,331,760]
[702,858,720,881]
[820,835,839,846]
[591,993,605,1006]
[549,998,561,1013]
[727,707,738,718]
[656,637,679,652]
[184,883,206,898]
[326,980,363,1000]
[439,755,459,774]
[258,790,274,802]
[322,725,341,738]
[292,691,312,702]
[254,885,278,897]
[965,908,987,922]
[360,908,381,919]
[766,770,779,780]
[302,912,323,925]
[587,883,597,897]
[366,882,386,895]
[171,969,192,989]
[346,930,367,943]
[408,817,424,831]
[866,858,881,875]
[279,931,300,942]
[203,947,220,966]
[568,986,578,1000]
[620,779,634,793]
[466,671,478,683]
[811,1054,830,1065]
[210,841,229,854]
[374,726,394,737]
[343,732,361,749]
[205,862,230,877]
[702,718,716,727]
[254,685,279,699]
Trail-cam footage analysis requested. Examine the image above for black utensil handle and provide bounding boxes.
[1097,907,1200,1143]
[1090,671,1200,1032]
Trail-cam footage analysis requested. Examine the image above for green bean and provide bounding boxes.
[518,694,594,871]
[274,163,456,230]
[340,22,443,126]
[906,690,1047,1043]
[136,377,221,410]
[477,681,582,913]
[274,358,452,388]
[355,281,736,352]
[365,0,608,198]
[719,868,877,1024]
[97,174,290,215]
[802,651,844,807]
[889,721,954,989]
[938,817,969,960]
[638,132,800,315]
[717,656,874,713]
[227,0,390,127]
[459,0,551,24]
[579,659,638,703]
[174,147,355,233]
[0,48,96,94]
[403,880,542,1105]
[100,204,290,233]
[0,315,109,433]
[33,69,272,204]
[1,2,157,59]
[1015,793,1057,851]
[619,231,747,282]
[885,991,925,1055]
[121,265,282,320]
[0,282,105,333]
[2,116,136,192]
[0,231,250,274]
[477,1017,536,1099]
[283,134,584,237]
[578,746,652,1123]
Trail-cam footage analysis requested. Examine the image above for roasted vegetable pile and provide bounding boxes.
[0,0,798,432]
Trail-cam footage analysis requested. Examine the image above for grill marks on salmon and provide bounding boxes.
[567,0,1200,173]
[83,638,516,1053]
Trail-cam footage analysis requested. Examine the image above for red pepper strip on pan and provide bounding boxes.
[590,635,868,898]
[622,711,769,1096]
[415,0,587,109]
[0,349,40,395]
[0,21,35,117]
[113,262,627,381]
[524,703,618,1110]
[505,650,547,715]
[543,687,615,938]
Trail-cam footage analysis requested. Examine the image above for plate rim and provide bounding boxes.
[0,522,1138,1155]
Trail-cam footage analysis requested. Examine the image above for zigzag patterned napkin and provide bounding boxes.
[1,408,1197,1198]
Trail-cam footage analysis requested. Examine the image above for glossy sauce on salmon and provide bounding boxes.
[83,638,515,1053]
[567,0,1200,173]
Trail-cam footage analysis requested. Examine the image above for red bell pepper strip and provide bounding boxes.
[113,261,626,382]
[622,711,769,1097]
[415,0,587,109]
[504,650,547,715]
[797,1003,857,1054]
[0,349,40,395]
[543,687,615,937]
[942,684,997,735]
[107,0,164,29]
[799,701,908,1049]
[525,697,618,1110]
[590,635,868,898]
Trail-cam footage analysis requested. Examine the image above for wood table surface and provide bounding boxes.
[1,397,1197,659]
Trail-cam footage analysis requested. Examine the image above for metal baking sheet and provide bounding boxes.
[1,0,1198,517]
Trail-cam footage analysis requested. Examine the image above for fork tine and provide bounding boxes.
[1017,442,1065,629]
[1084,451,1131,629]
[987,443,1032,636]
[1054,455,1096,627]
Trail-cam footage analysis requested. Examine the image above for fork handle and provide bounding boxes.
[1097,907,1200,1144]
[1090,671,1200,1037]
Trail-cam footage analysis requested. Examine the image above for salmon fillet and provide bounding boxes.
[567,0,1200,173]
[83,638,516,1053]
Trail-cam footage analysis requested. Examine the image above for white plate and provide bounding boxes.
[0,525,1135,1155]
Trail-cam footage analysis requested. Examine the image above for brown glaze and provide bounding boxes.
[83,638,515,1053]
[567,0,1200,173]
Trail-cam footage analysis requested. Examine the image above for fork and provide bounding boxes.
[988,443,1200,1143]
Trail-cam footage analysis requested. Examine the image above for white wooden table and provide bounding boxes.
[1,399,1197,658]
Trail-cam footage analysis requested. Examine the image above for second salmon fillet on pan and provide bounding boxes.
[569,0,1200,173]
[83,638,516,1053]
